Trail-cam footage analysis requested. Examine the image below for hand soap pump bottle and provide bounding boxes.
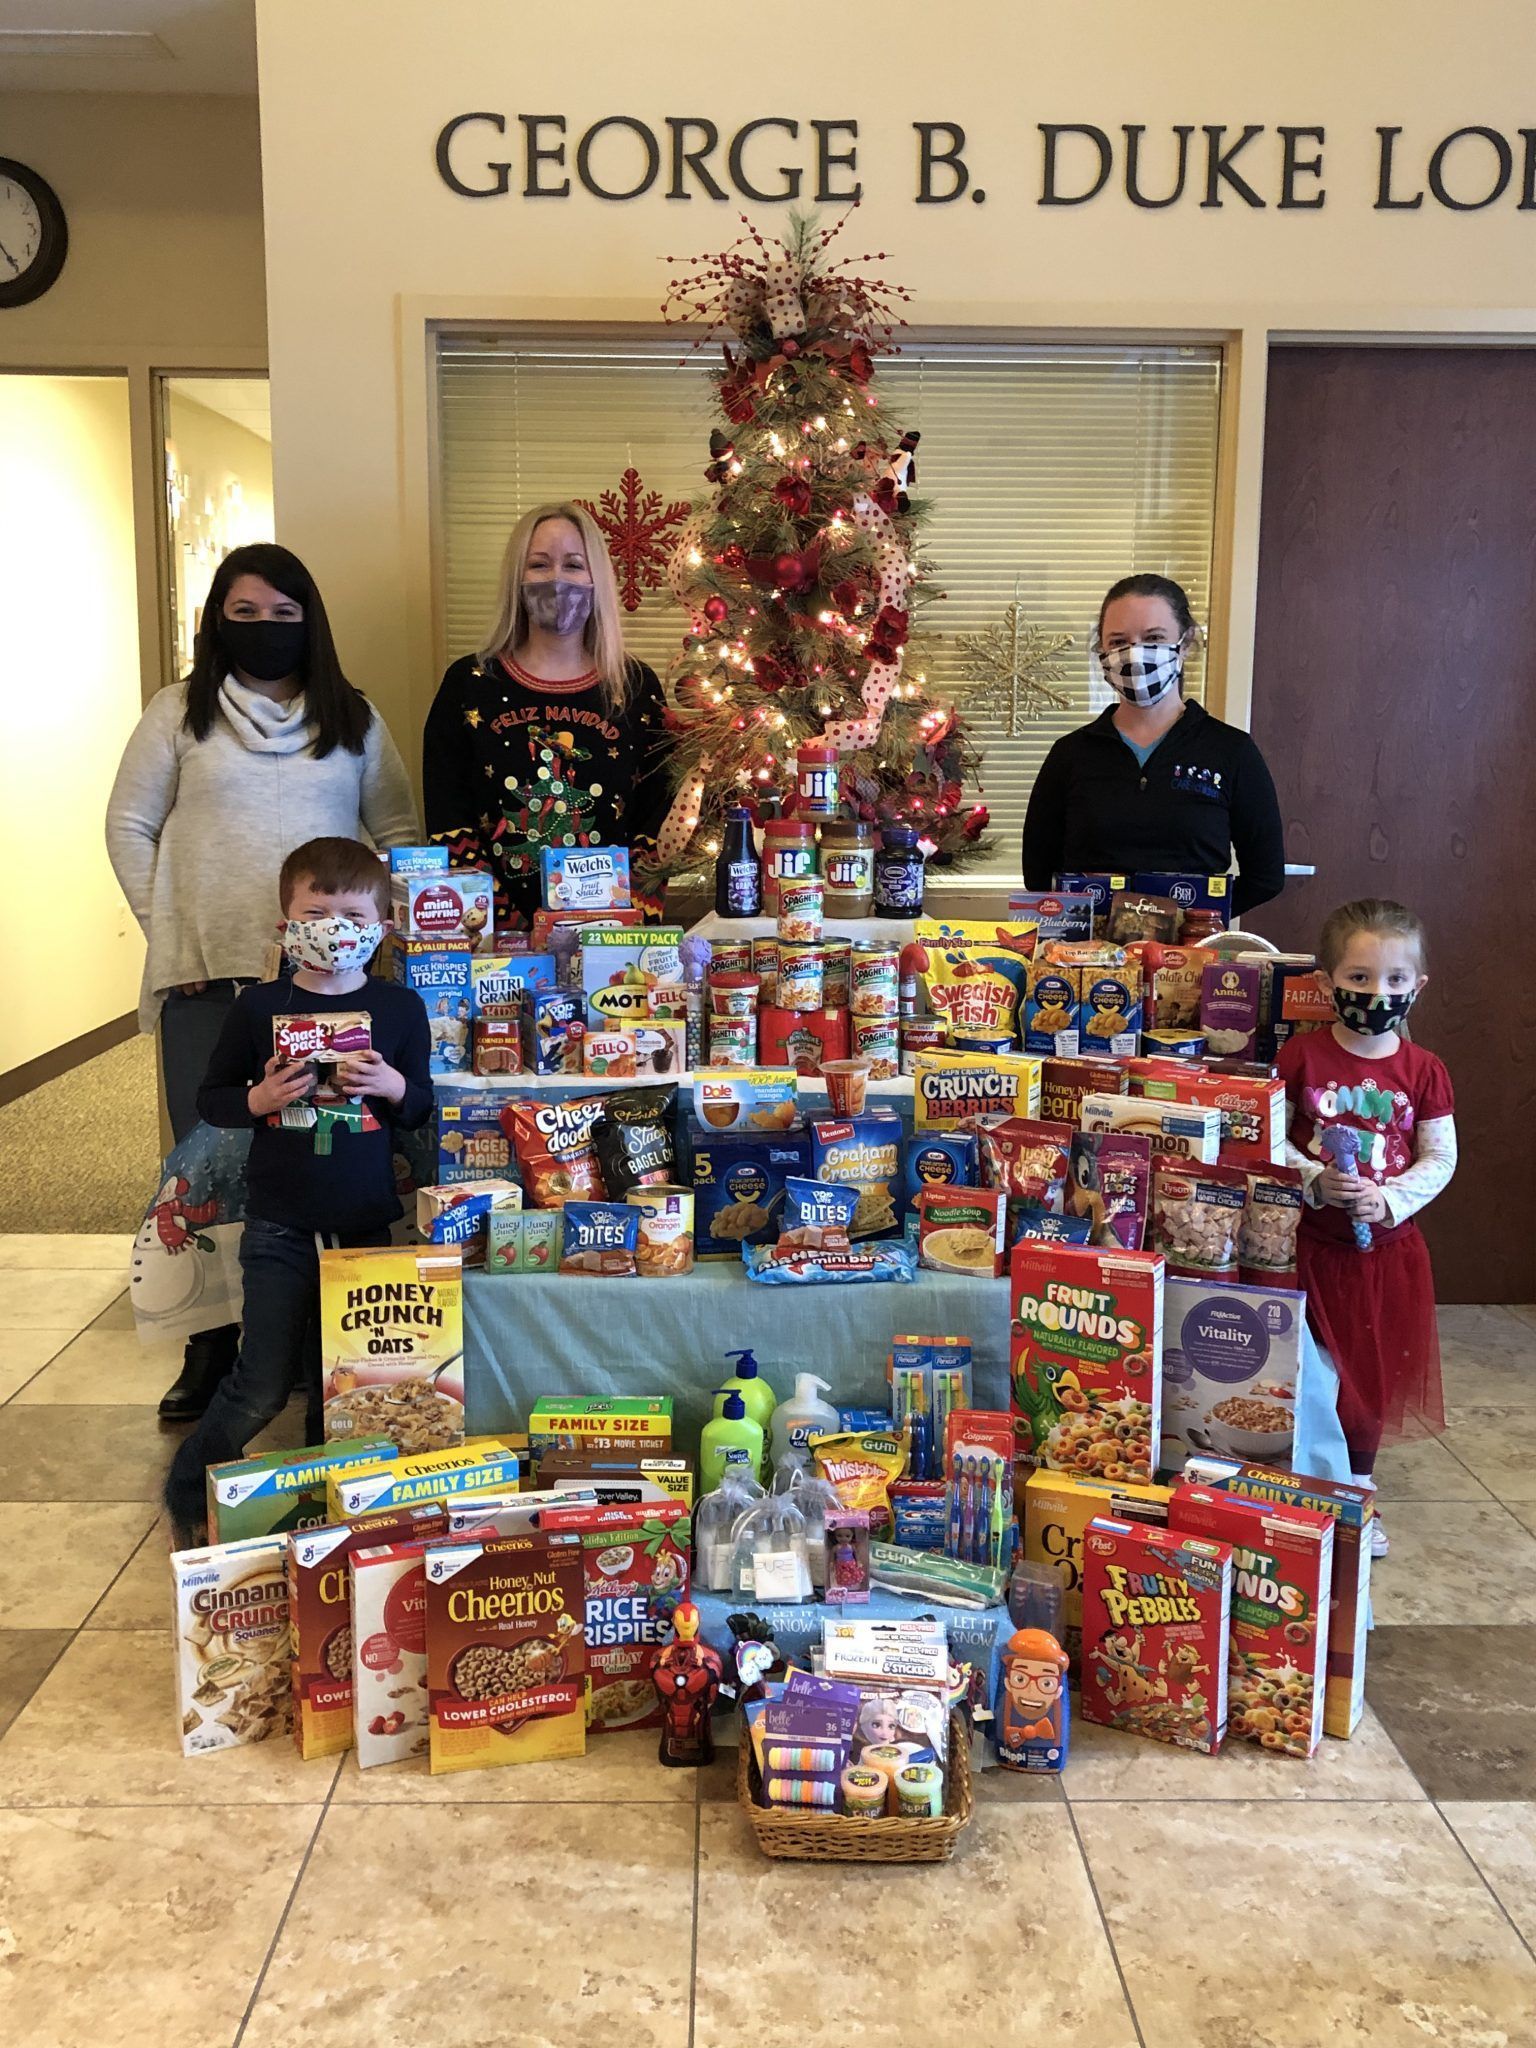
[769,1373,838,1477]
[715,1349,777,1445]
[700,1390,765,1494]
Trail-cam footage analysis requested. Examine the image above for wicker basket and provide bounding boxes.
[737,1713,973,1864]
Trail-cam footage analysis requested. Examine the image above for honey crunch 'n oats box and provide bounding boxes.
[320,1245,465,1453]
[1009,1240,1163,1487]
[173,1536,292,1757]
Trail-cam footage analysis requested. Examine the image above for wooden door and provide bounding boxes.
[1250,346,1536,1303]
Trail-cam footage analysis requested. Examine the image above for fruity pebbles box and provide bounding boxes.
[1080,1516,1232,1752]
[1009,1240,1163,1486]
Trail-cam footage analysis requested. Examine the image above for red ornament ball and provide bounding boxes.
[773,553,802,586]
[703,595,730,624]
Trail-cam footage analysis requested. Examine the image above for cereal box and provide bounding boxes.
[811,1113,904,1239]
[1080,1091,1222,1165]
[319,1245,465,1452]
[1160,1276,1307,1474]
[172,1535,292,1756]
[207,1436,397,1544]
[416,1179,522,1266]
[1022,1468,1173,1657]
[1127,1062,1286,1170]
[1170,1484,1333,1758]
[1024,957,1082,1058]
[1080,1517,1232,1752]
[1009,1239,1163,1485]
[328,1441,522,1521]
[390,845,450,877]
[424,1531,588,1772]
[527,1397,673,1457]
[541,844,632,911]
[581,926,686,1030]
[349,1529,482,1768]
[1183,1460,1373,1739]
[471,953,557,1016]
[535,1450,696,1508]
[541,1499,692,1732]
[1008,891,1095,943]
[390,866,495,948]
[1040,1056,1126,1128]
[686,1116,812,1259]
[911,1050,1043,1131]
[1079,959,1143,1058]
[286,1504,448,1760]
[390,945,474,1074]
[435,1077,519,1183]
[1200,958,1265,1060]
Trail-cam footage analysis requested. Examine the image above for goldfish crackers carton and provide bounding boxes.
[1009,1240,1164,1487]
[319,1245,465,1453]
[1080,1516,1232,1753]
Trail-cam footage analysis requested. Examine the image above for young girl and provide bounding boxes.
[1275,900,1457,1556]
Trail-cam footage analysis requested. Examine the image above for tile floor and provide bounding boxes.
[1,1243,1534,2048]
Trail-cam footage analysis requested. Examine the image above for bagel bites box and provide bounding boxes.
[1009,1240,1163,1487]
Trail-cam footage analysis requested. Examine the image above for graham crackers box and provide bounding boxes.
[541,1498,692,1734]
[320,1244,464,1452]
[424,1531,588,1773]
[1080,1516,1232,1754]
[1010,1239,1163,1486]
[207,1435,397,1543]
[1022,1468,1173,1661]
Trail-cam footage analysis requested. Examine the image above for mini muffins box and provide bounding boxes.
[1040,1056,1126,1127]
[207,1435,398,1543]
[1009,1239,1163,1486]
[1079,1516,1232,1753]
[320,1245,465,1452]
[328,1440,522,1521]
[911,1050,1043,1131]
[527,1397,673,1457]
[1160,1276,1306,1475]
[1080,1092,1222,1166]
[581,926,686,1030]
[173,1535,292,1757]
[349,1528,483,1768]
[435,1077,519,1183]
[424,1531,588,1773]
[1022,1468,1173,1656]
[1170,1483,1333,1759]
[391,866,495,948]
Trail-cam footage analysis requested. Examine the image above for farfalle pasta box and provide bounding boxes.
[1080,1516,1232,1753]
[1010,1240,1163,1487]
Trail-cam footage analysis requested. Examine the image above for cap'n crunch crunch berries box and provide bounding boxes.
[912,1050,1042,1131]
[1009,1240,1163,1486]
[1080,1516,1232,1752]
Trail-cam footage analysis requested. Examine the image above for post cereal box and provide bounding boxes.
[911,1049,1042,1132]
[541,1499,692,1732]
[424,1531,588,1772]
[1170,1484,1333,1758]
[1009,1240,1163,1487]
[1022,1469,1173,1660]
[1080,1517,1232,1753]
[349,1529,482,1767]
[320,1245,465,1452]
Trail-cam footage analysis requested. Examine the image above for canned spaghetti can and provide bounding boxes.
[776,941,825,1012]
[850,942,900,1019]
[627,1182,694,1277]
[821,939,851,1011]
[899,1018,949,1073]
[752,935,780,1007]
[852,1015,899,1079]
[709,939,753,977]
[708,1014,757,1065]
[777,875,825,944]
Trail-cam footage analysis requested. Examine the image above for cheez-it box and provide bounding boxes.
[1010,1240,1163,1487]
[1080,1516,1232,1753]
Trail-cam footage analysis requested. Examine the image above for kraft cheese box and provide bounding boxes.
[581,927,686,1030]
[541,845,632,911]
[685,1115,811,1259]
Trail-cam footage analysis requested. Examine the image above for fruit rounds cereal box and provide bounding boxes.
[320,1246,465,1452]
[1080,1517,1232,1753]
[424,1531,588,1773]
[1009,1241,1164,1486]
[1170,1483,1333,1759]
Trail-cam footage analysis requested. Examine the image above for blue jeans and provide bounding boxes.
[164,1216,388,1530]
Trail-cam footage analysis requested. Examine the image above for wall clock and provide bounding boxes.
[0,157,68,308]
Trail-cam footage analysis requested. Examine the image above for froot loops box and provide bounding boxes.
[1080,1516,1232,1753]
[1009,1241,1163,1486]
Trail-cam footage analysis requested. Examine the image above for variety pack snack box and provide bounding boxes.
[1009,1240,1163,1487]
[1079,1516,1232,1753]
[581,926,685,1030]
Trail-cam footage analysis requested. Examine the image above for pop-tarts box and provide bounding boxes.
[436,1076,520,1184]
[1008,891,1095,944]
[542,845,632,912]
[581,927,685,1030]
[472,953,557,1018]
[392,942,475,1076]
[1053,873,1125,932]
[1131,872,1231,924]
[389,845,451,877]
[522,988,585,1074]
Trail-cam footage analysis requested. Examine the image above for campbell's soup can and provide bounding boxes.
[752,935,780,1007]
[709,940,753,977]
[899,1018,949,1073]
[850,943,900,1019]
[627,1183,695,1277]
[777,941,825,1012]
[708,1014,757,1066]
[852,1016,900,1079]
[822,939,851,1011]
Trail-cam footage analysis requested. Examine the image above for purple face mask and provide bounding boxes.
[522,578,594,635]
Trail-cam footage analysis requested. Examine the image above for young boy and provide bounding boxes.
[164,836,433,1545]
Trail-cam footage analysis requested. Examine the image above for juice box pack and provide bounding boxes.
[206,1435,397,1543]
[1009,1240,1164,1488]
[1022,1468,1173,1657]
[1080,1516,1232,1753]
[319,1245,465,1453]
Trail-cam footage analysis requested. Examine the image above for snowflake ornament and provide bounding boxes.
[953,582,1075,736]
[578,467,691,613]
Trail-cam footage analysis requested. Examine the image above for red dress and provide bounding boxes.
[1274,1030,1454,1467]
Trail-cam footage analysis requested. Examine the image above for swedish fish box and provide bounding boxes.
[912,1049,1042,1132]
[527,1397,674,1457]
[207,1436,399,1544]
[320,1245,465,1452]
[580,926,685,1031]
[327,1441,522,1521]
[1023,1468,1173,1660]
[913,918,1038,1047]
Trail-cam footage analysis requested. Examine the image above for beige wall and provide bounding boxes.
[164,391,275,671]
[0,376,144,1074]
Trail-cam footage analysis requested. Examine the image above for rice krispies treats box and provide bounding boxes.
[1022,1469,1173,1662]
[540,1498,692,1733]
[1170,1484,1333,1758]
[320,1245,465,1452]
[173,1535,292,1758]
[349,1528,484,1768]
[1080,1517,1232,1753]
[1009,1240,1164,1487]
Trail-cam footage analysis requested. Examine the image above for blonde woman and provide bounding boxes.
[423,503,669,926]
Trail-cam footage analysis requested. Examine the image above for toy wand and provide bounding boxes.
[1319,1126,1374,1253]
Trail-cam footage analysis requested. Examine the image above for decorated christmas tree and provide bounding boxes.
[643,212,991,880]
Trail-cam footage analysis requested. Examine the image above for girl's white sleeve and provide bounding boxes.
[1283,1137,1326,1206]
[1381,1116,1458,1226]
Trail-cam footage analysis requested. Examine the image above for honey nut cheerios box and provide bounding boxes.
[1022,1469,1173,1659]
[1009,1240,1164,1488]
[1080,1516,1232,1754]
[1170,1483,1334,1759]
[320,1245,465,1453]
[173,1535,292,1758]
[541,1498,692,1733]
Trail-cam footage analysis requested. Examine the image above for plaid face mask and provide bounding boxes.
[1097,641,1183,708]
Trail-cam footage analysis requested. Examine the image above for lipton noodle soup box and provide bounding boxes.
[173,1535,292,1757]
[320,1245,464,1452]
[424,1531,588,1772]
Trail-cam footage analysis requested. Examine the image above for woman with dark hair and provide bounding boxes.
[107,543,418,1417]
[1021,573,1284,916]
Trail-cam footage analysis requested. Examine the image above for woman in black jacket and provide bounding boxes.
[423,503,670,927]
[1021,573,1284,917]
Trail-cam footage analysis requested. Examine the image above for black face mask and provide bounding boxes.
[1331,987,1418,1036]
[220,616,308,683]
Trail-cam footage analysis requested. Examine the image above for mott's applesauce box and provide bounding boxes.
[327,1441,522,1521]
[580,926,685,1030]
[1023,1469,1173,1657]
[207,1436,398,1543]
[320,1246,465,1452]
[527,1397,673,1458]
[1009,1240,1163,1486]
[541,1499,693,1732]
[911,1050,1042,1132]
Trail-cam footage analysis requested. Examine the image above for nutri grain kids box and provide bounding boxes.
[1159,1276,1307,1474]
[172,1536,292,1757]
[320,1245,465,1453]
[541,1498,692,1732]
[1022,1468,1173,1659]
[1079,1516,1232,1753]
[1009,1240,1164,1487]
[1170,1483,1333,1759]
[206,1436,397,1544]
[424,1530,588,1773]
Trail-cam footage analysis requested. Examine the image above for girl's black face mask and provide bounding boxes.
[1331,987,1417,1036]
[221,616,308,682]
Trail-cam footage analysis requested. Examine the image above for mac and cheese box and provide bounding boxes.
[1080,1516,1232,1753]
[1010,1240,1163,1486]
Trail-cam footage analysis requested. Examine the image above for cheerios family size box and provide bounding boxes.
[206,1435,397,1544]
[1080,1516,1231,1753]
[327,1440,521,1521]
[1009,1240,1163,1486]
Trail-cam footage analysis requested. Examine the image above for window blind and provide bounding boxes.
[435,335,1222,883]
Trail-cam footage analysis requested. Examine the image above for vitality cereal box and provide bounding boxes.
[327,1441,522,1521]
[527,1397,673,1457]
[541,1499,692,1733]
[1022,1468,1173,1658]
[349,1529,482,1767]
[581,926,686,1031]
[319,1245,465,1452]
[1160,1277,1307,1474]
[435,1077,519,1183]
[173,1536,292,1757]
[206,1436,397,1544]
[424,1531,588,1773]
[1170,1483,1333,1758]
[1079,1092,1222,1165]
[1080,1517,1232,1752]
[1009,1240,1164,1486]
[911,1050,1043,1132]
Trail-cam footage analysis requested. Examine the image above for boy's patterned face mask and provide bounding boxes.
[1331,987,1417,1035]
[1096,641,1184,708]
[281,916,383,972]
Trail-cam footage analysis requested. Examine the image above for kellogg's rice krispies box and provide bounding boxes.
[1170,1483,1333,1758]
[389,945,474,1075]
[1022,1468,1173,1659]
[541,1498,692,1732]
[424,1531,588,1772]
[207,1435,397,1543]
[1010,1240,1163,1486]
[320,1245,465,1452]
[911,1050,1042,1132]
[1080,1516,1232,1753]
[1159,1276,1306,1475]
